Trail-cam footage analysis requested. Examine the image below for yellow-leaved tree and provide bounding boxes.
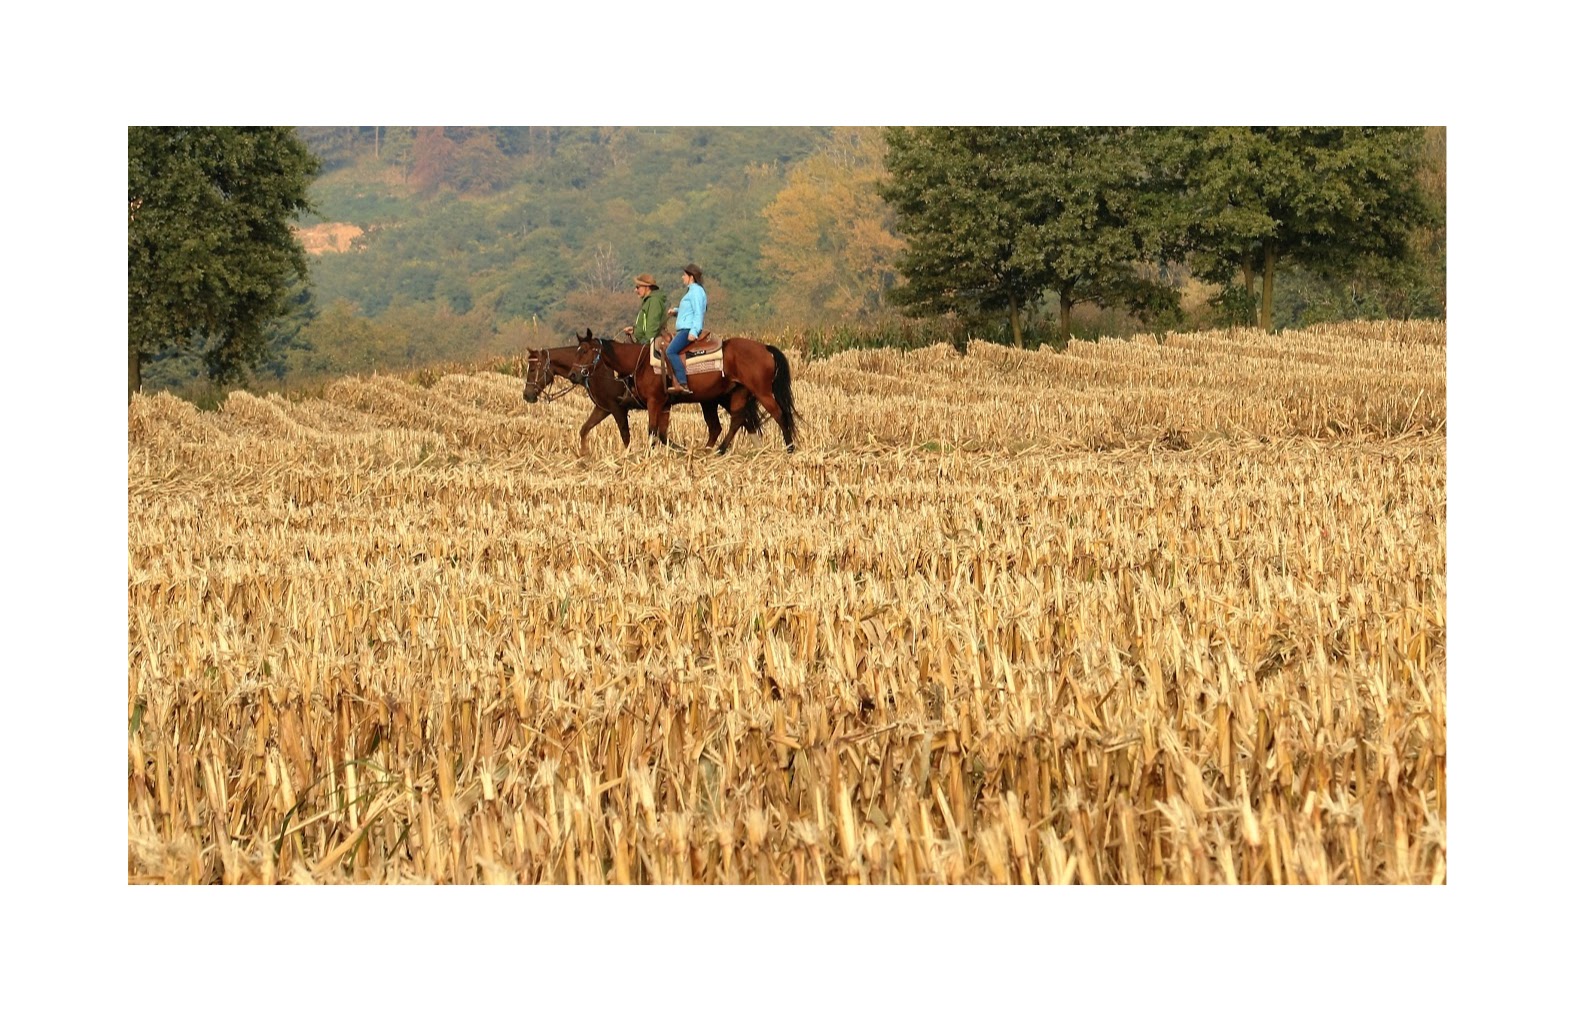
[761,127,904,325]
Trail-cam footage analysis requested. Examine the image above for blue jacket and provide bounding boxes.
[675,282,707,334]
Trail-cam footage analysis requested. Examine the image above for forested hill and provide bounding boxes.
[298,126,826,332]
[138,126,1443,398]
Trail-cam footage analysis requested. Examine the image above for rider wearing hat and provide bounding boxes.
[623,274,667,343]
[664,263,707,395]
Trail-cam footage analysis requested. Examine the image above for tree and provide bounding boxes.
[410,127,458,195]
[1020,127,1182,341]
[761,127,904,324]
[1178,127,1435,329]
[881,128,1049,347]
[255,278,317,383]
[881,127,1177,346]
[548,242,634,338]
[451,130,514,193]
[128,127,319,400]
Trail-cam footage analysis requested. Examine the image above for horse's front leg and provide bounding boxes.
[579,406,609,456]
[702,400,722,448]
[656,403,677,445]
[614,407,632,448]
[646,393,669,445]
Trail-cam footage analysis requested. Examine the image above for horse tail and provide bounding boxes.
[767,344,799,448]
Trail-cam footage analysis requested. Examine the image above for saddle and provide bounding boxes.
[655,330,722,356]
[651,330,725,378]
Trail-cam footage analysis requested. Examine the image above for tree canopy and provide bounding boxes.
[1176,127,1436,328]
[882,127,1181,345]
[762,127,903,323]
[880,126,1437,341]
[881,128,1050,347]
[128,127,320,399]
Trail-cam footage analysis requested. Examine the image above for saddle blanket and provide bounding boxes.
[652,331,725,377]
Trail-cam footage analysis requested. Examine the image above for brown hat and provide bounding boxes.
[634,274,659,290]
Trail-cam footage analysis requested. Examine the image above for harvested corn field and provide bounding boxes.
[127,320,1445,883]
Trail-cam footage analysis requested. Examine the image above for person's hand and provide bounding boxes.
[622,326,634,336]
[667,307,677,316]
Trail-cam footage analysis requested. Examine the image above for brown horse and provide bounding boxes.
[522,338,745,454]
[567,331,764,453]
[577,330,798,453]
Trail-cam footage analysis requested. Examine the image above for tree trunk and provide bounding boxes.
[1059,290,1074,344]
[1259,241,1277,331]
[1242,258,1256,324]
[1008,294,1023,349]
[129,345,141,403]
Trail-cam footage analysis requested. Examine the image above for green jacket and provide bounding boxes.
[632,290,668,342]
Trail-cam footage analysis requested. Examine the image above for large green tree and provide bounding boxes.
[1178,126,1435,329]
[1020,127,1182,341]
[881,127,1178,345]
[128,127,319,400]
[881,127,1049,347]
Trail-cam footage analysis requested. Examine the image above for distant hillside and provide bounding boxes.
[140,126,1443,401]
[296,127,828,334]
[296,221,365,254]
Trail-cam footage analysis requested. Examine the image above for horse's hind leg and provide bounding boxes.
[715,388,751,455]
[702,400,722,449]
[751,389,794,451]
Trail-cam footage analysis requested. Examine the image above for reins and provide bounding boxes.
[535,381,578,403]
[525,345,594,402]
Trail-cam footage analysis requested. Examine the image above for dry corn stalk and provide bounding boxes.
[128,321,1445,883]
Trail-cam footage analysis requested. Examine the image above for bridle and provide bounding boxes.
[523,346,588,403]
[579,338,641,401]
[572,340,603,384]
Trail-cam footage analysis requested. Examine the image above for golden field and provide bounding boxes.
[127,320,1445,884]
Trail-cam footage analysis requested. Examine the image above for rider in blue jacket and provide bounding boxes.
[665,263,707,394]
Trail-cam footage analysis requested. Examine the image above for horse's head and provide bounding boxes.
[570,329,603,380]
[524,331,604,402]
[521,346,559,403]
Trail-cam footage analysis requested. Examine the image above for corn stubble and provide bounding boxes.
[128,321,1445,883]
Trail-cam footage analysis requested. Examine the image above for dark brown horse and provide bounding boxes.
[522,338,751,454]
[576,330,798,453]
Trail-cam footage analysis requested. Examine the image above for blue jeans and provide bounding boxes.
[665,328,694,385]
